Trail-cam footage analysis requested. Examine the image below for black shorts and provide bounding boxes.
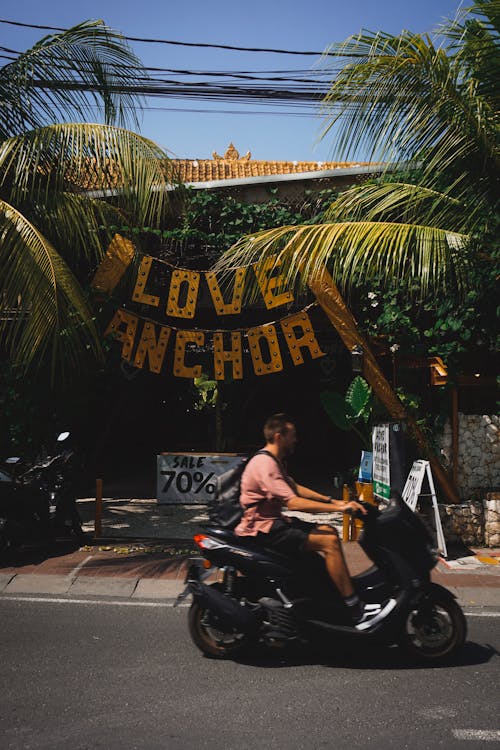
[257,517,316,557]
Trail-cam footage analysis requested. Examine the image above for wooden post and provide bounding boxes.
[307,267,459,504]
[94,478,103,539]
[342,484,351,542]
[451,387,459,490]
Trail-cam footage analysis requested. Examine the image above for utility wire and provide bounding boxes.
[0,18,332,56]
[1,44,335,84]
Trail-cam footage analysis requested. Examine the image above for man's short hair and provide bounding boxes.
[263,413,293,443]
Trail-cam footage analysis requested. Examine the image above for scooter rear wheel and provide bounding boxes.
[400,587,466,662]
[188,584,251,659]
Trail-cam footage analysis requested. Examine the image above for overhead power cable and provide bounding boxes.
[31,77,327,106]
[1,43,336,84]
[0,18,332,56]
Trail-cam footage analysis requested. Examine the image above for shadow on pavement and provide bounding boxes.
[0,539,84,568]
[75,548,193,578]
[445,541,476,560]
[231,639,497,671]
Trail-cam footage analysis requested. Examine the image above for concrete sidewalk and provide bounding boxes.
[1,537,499,609]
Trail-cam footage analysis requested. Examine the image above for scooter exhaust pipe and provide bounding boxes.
[191,581,259,633]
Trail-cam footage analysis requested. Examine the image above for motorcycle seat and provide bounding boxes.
[202,525,299,568]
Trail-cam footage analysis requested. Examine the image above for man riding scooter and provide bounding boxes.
[234,413,396,630]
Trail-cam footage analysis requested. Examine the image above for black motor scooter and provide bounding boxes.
[177,493,466,662]
[0,431,84,556]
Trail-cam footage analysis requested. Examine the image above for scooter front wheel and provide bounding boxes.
[188,584,251,659]
[400,586,467,662]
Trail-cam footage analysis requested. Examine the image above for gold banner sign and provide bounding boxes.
[92,235,326,380]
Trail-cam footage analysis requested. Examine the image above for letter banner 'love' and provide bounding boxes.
[91,234,335,380]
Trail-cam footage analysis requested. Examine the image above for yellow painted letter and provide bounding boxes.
[167,270,200,319]
[132,256,160,307]
[174,330,204,378]
[254,257,294,310]
[104,309,138,362]
[213,332,243,380]
[281,312,325,365]
[133,321,171,374]
[247,324,283,375]
[206,268,246,315]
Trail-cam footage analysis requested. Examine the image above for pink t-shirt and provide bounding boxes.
[234,452,297,536]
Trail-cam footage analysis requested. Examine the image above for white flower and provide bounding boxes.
[367,291,377,299]
[370,301,379,308]
[390,343,400,353]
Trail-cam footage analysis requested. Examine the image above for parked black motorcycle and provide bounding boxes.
[0,431,85,556]
[177,493,466,662]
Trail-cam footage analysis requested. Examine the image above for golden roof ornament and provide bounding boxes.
[212,143,251,161]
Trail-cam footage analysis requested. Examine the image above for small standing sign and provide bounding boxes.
[402,460,447,558]
[372,424,391,501]
[372,422,406,502]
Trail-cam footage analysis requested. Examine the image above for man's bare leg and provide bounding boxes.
[304,525,354,598]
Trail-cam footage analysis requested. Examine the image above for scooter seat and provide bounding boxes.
[202,525,299,568]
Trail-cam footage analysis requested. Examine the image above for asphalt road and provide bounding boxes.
[1,598,499,750]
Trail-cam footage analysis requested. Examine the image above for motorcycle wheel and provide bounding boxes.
[400,587,467,662]
[188,584,251,659]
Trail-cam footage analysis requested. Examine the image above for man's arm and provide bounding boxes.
[286,494,366,515]
[295,484,331,503]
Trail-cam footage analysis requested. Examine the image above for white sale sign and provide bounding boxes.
[157,453,245,504]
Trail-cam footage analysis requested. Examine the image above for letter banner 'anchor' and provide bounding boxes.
[402,460,447,558]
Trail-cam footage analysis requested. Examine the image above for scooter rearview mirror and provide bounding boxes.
[6,457,21,464]
[57,431,70,442]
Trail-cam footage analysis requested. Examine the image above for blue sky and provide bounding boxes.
[1,0,464,161]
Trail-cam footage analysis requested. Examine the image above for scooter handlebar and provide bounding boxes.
[351,499,380,520]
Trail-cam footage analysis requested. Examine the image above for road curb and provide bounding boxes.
[1,573,499,609]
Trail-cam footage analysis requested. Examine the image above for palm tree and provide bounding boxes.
[0,21,173,378]
[214,0,498,301]
[213,1,498,502]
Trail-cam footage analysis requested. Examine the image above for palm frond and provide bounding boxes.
[0,123,175,229]
[0,20,148,138]
[323,180,481,232]
[213,221,469,301]
[0,200,102,377]
[27,192,130,266]
[319,26,499,193]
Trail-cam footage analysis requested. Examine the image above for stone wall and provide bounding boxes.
[484,492,500,547]
[439,414,500,499]
[437,500,484,546]
[434,493,500,548]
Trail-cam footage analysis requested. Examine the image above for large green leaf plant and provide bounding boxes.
[320,376,374,449]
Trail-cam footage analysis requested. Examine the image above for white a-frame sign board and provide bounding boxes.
[402,460,448,558]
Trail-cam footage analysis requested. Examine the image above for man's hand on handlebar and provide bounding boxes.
[343,500,368,516]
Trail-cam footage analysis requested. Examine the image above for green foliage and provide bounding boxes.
[175,187,339,251]
[346,377,373,420]
[352,225,498,373]
[192,372,218,411]
[0,368,38,453]
[320,376,373,448]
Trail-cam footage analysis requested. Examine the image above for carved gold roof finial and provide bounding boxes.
[212,143,251,161]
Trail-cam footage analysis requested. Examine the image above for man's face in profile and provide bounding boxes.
[280,423,298,457]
